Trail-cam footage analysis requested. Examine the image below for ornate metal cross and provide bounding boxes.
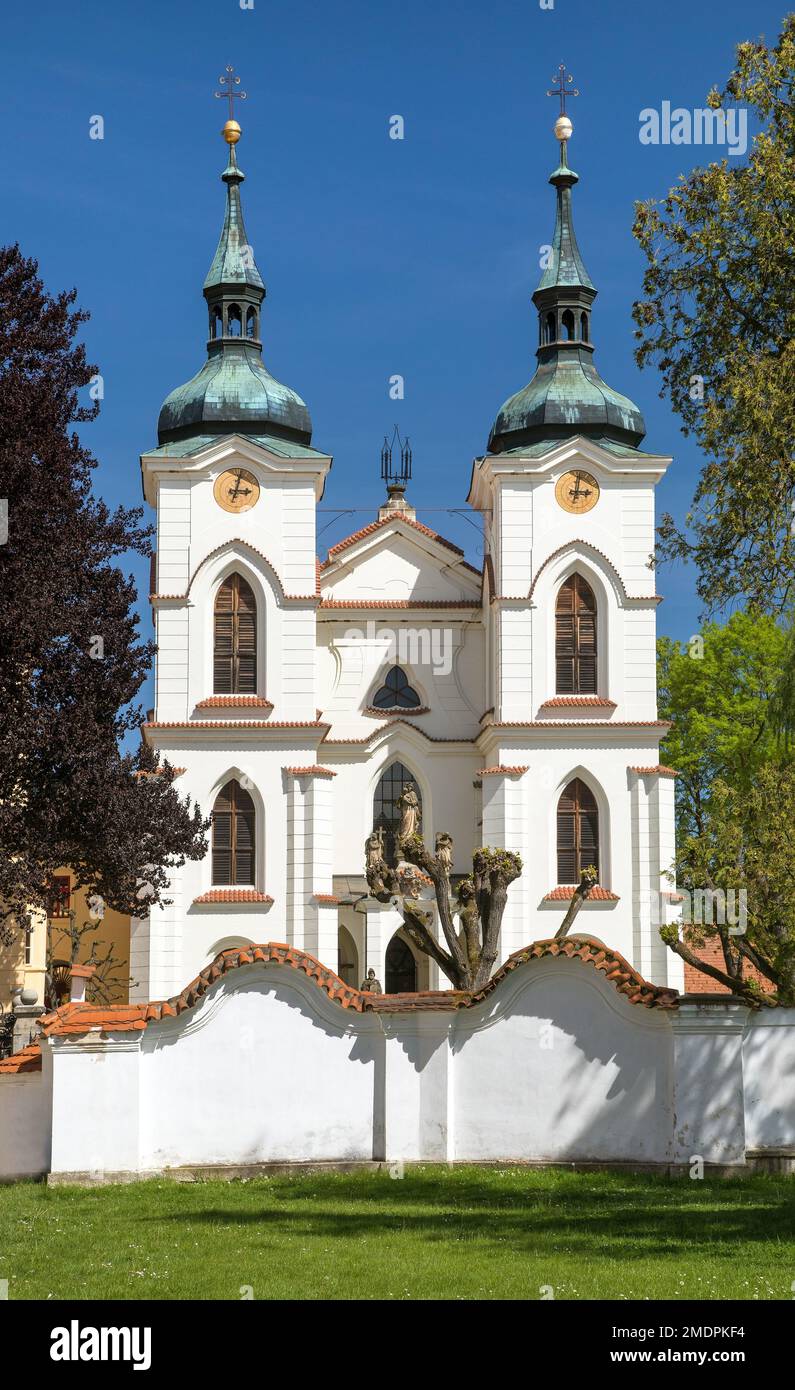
[215,64,247,119]
[547,63,579,116]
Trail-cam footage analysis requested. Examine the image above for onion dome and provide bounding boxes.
[488,113,645,454]
[158,120,312,447]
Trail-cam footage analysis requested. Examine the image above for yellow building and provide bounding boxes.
[0,871,131,1011]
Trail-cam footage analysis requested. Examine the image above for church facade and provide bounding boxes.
[131,111,683,1005]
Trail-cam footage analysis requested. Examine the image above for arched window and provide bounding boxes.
[245,306,258,339]
[373,761,421,867]
[212,779,255,886]
[214,574,257,694]
[562,308,576,341]
[557,778,599,884]
[580,311,589,342]
[385,934,417,993]
[211,305,223,339]
[227,304,242,337]
[371,665,420,710]
[337,925,358,987]
[555,573,597,694]
[545,311,556,344]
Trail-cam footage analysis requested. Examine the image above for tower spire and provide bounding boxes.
[156,67,312,447]
[486,70,646,454]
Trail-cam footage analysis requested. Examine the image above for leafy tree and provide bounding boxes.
[0,245,208,943]
[658,614,795,1003]
[632,16,795,618]
[660,768,795,1007]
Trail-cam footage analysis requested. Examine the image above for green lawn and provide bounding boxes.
[1,1166,794,1300]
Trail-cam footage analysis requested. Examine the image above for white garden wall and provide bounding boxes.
[2,949,795,1183]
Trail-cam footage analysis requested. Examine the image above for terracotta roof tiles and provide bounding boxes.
[544,886,620,902]
[0,1041,42,1073]
[26,937,677,1051]
[284,765,337,778]
[322,514,466,566]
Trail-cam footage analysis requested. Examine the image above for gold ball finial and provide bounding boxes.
[554,114,573,142]
[222,119,241,145]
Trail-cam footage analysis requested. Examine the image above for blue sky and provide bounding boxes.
[2,0,786,710]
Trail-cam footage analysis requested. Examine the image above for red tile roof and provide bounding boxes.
[484,720,672,730]
[196,696,273,709]
[28,937,676,1048]
[540,696,617,708]
[193,890,273,904]
[544,886,620,902]
[322,514,467,566]
[527,540,663,604]
[476,764,529,776]
[319,599,480,610]
[312,893,341,904]
[629,765,678,777]
[284,765,337,777]
[0,1041,42,1074]
[363,705,431,717]
[145,720,329,731]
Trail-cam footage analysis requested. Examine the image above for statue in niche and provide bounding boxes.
[396,784,421,842]
[360,968,383,994]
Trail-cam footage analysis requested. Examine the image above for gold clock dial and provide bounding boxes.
[555,469,600,515]
[213,468,260,514]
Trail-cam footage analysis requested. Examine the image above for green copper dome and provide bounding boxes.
[158,145,312,447]
[488,147,645,453]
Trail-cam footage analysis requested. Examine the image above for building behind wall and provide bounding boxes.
[131,104,683,1004]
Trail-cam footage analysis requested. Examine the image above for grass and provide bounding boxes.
[1,1166,795,1300]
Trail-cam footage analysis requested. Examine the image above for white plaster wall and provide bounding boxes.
[8,964,795,1180]
[743,1010,795,1151]
[139,967,379,1167]
[453,957,674,1162]
[0,1068,52,1179]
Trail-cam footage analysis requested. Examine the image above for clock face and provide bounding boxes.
[213,468,260,514]
[554,469,600,515]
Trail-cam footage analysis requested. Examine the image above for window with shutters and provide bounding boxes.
[555,573,597,694]
[214,574,257,695]
[212,779,256,886]
[556,778,599,884]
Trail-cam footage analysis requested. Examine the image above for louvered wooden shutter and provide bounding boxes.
[556,574,597,695]
[557,778,599,883]
[557,785,578,883]
[214,575,257,695]
[212,779,256,885]
[212,784,234,885]
[555,576,576,693]
[214,580,235,694]
[236,579,257,694]
[234,790,255,884]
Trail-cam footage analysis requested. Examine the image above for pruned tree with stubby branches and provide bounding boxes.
[365,825,597,991]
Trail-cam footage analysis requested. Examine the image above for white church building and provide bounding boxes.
[131,110,684,1006]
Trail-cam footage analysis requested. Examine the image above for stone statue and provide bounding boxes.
[365,826,395,898]
[360,968,383,994]
[365,826,385,873]
[396,784,421,842]
[435,831,453,873]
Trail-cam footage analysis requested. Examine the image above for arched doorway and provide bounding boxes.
[385,934,417,993]
[337,925,358,987]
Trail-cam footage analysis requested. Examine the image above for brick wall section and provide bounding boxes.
[683,934,774,996]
